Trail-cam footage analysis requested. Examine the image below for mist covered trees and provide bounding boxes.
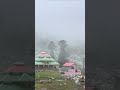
[58,40,69,67]
[48,41,56,59]
[36,36,85,68]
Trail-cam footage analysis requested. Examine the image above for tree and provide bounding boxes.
[58,40,69,67]
[48,41,56,59]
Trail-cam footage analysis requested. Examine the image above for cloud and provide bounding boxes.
[35,0,85,44]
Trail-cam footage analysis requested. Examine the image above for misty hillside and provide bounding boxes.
[35,35,85,58]
[35,33,85,70]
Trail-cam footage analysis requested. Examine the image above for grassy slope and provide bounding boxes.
[35,70,84,90]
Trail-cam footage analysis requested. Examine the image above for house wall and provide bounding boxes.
[64,65,81,75]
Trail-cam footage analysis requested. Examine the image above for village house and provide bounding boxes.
[35,52,59,70]
[0,62,34,89]
[60,62,81,76]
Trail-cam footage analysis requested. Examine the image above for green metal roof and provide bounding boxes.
[35,57,55,62]
[35,61,59,65]
[0,73,34,82]
[0,74,21,82]
[0,84,33,90]
[35,61,44,65]
[0,73,6,80]
[18,73,34,81]
[49,62,59,65]
[35,57,59,65]
[0,84,22,90]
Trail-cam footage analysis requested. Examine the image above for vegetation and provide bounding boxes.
[48,41,56,59]
[35,36,85,90]
[58,40,68,67]
[35,70,84,90]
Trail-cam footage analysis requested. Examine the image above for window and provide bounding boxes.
[71,66,74,69]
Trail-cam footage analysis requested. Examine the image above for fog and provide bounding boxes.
[35,0,85,55]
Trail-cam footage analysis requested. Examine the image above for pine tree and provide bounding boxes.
[58,40,68,67]
[48,41,56,59]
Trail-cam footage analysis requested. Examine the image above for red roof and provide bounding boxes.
[38,53,50,57]
[4,63,34,73]
[63,63,75,66]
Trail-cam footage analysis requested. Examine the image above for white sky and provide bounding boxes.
[35,0,85,45]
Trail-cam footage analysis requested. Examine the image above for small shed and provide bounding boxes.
[61,62,81,76]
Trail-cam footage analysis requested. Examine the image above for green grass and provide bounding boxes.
[35,70,84,90]
[36,70,63,79]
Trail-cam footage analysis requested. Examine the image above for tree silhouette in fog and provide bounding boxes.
[48,41,56,59]
[58,40,68,67]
